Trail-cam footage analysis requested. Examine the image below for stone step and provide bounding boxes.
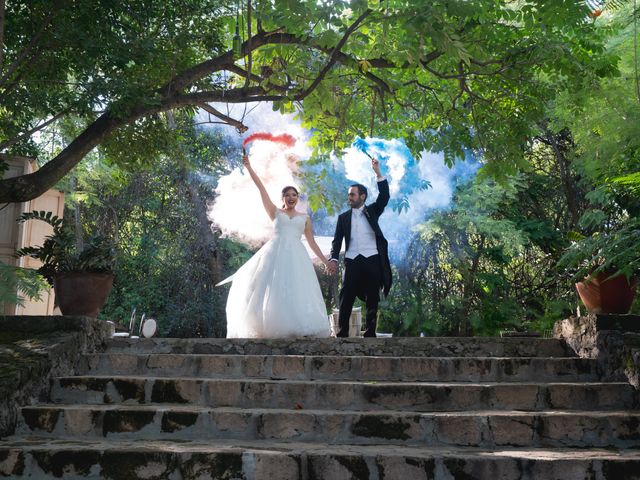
[104,336,573,357]
[50,376,639,411]
[79,353,600,383]
[18,404,640,449]
[2,438,640,479]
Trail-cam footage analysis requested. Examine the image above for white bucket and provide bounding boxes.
[330,307,362,337]
[329,313,339,337]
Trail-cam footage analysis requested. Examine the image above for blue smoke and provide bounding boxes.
[303,136,481,263]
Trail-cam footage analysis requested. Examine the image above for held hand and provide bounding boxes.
[326,261,338,276]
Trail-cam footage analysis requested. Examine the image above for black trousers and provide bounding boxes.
[337,254,382,337]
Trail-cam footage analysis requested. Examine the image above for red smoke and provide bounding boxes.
[242,132,296,148]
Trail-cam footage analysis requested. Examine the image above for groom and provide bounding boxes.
[328,158,392,337]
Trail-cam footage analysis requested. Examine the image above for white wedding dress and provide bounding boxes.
[225,210,331,338]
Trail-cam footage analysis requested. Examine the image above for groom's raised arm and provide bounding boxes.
[370,157,390,215]
[372,179,390,215]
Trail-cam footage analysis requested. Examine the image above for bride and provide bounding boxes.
[224,152,332,338]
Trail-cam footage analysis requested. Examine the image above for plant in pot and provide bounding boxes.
[559,217,640,315]
[16,210,116,317]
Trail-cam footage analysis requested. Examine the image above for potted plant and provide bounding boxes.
[559,218,639,314]
[16,210,116,317]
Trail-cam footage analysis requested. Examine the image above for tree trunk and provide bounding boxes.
[541,126,581,229]
[178,166,224,337]
[184,174,222,282]
[458,235,485,336]
[0,23,373,205]
[0,112,123,203]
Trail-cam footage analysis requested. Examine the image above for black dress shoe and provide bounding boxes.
[363,332,376,338]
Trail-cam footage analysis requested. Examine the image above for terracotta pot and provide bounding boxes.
[53,272,114,318]
[575,271,637,314]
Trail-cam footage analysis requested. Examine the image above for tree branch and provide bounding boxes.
[0,112,124,203]
[293,8,371,101]
[198,103,248,132]
[224,63,289,93]
[0,5,541,205]
[0,7,56,88]
[163,13,421,99]
[0,110,68,151]
[175,86,273,103]
[225,64,262,84]
[0,86,278,203]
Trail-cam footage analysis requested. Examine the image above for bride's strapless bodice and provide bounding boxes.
[274,210,306,239]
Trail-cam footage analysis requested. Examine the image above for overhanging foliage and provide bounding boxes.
[0,0,617,203]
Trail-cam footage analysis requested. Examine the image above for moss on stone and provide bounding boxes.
[602,459,640,479]
[443,458,476,480]
[502,360,516,376]
[0,316,111,438]
[151,380,189,404]
[377,457,435,479]
[335,455,370,480]
[113,379,146,402]
[0,449,25,475]
[352,415,412,440]
[180,452,244,479]
[21,408,60,433]
[103,410,155,436]
[101,451,172,479]
[32,450,101,477]
[619,417,640,441]
[623,353,637,372]
[0,334,54,389]
[422,458,436,477]
[59,376,108,391]
[0,332,37,343]
[161,411,198,433]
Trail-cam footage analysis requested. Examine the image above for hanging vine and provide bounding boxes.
[634,0,640,103]
[243,0,252,90]
[369,89,376,137]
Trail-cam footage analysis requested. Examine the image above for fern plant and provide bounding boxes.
[0,261,49,307]
[559,217,640,281]
[16,211,116,286]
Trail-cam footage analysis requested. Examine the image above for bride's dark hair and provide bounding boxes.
[282,186,298,196]
[281,186,299,208]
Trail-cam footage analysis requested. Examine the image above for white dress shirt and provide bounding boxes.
[345,205,378,259]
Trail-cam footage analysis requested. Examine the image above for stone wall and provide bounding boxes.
[554,313,640,388]
[0,316,113,437]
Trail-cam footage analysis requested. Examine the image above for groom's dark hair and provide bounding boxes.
[351,183,367,200]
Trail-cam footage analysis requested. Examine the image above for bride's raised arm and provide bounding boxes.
[304,217,331,270]
[243,154,277,221]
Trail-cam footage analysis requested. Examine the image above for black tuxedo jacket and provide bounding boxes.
[330,179,392,296]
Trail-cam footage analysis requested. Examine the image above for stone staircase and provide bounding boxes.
[1,337,640,479]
